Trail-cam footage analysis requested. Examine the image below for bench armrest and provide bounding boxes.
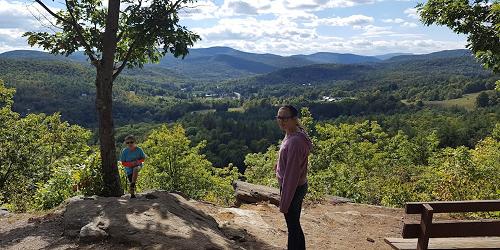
[406,200,500,214]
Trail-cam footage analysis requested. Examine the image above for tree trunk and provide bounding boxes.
[96,0,122,197]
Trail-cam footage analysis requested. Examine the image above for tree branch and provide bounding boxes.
[112,39,139,80]
[171,0,183,12]
[28,3,63,31]
[112,0,185,80]
[65,0,98,63]
[34,0,68,23]
[0,161,14,190]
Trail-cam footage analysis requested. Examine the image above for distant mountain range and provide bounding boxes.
[0,47,472,82]
[222,49,486,97]
[375,53,414,60]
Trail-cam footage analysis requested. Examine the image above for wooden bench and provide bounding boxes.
[385,200,500,250]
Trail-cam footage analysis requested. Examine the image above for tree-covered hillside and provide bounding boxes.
[1,48,496,128]
[0,58,216,126]
[0,47,498,172]
[228,51,498,101]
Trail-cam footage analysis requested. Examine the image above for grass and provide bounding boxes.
[191,109,216,114]
[403,91,487,111]
[228,107,245,113]
[423,92,482,111]
[191,107,245,114]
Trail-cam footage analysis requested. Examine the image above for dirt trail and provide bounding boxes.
[0,192,408,250]
[196,201,406,249]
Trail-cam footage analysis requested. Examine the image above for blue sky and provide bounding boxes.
[0,0,467,55]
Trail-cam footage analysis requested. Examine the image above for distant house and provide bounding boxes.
[322,96,351,102]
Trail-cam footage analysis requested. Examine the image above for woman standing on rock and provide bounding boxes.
[275,105,312,250]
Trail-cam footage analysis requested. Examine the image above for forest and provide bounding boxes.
[0,47,499,212]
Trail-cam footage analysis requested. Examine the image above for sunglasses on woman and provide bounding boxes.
[126,141,135,144]
[276,115,293,120]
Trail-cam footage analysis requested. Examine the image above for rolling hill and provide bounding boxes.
[386,49,472,62]
[225,50,497,101]
[0,47,406,82]
[291,52,381,64]
[153,46,386,81]
[375,52,414,60]
[228,51,488,87]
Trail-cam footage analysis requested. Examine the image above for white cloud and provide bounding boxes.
[382,18,404,24]
[180,0,220,20]
[401,22,418,28]
[194,35,466,56]
[355,25,394,37]
[382,18,418,28]
[0,28,25,39]
[194,16,320,43]
[313,15,374,27]
[189,10,464,56]
[227,1,259,15]
[284,0,376,10]
[0,1,62,53]
[0,28,34,52]
[404,8,419,19]
[0,0,37,29]
[193,13,376,49]
[0,0,467,55]
[181,0,377,20]
[330,39,466,55]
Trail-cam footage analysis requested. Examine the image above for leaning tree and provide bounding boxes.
[24,0,200,196]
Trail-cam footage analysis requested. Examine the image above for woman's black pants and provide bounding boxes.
[284,182,308,250]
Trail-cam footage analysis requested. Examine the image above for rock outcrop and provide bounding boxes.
[62,191,239,249]
[233,181,280,206]
[0,186,404,250]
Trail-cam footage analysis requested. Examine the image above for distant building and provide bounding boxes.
[321,96,351,102]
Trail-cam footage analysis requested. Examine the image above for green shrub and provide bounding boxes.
[137,124,239,205]
[33,160,74,210]
[244,145,279,188]
[32,151,103,210]
[244,120,500,208]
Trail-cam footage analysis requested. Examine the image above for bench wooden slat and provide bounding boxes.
[385,237,500,250]
[406,200,500,214]
[402,220,500,238]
